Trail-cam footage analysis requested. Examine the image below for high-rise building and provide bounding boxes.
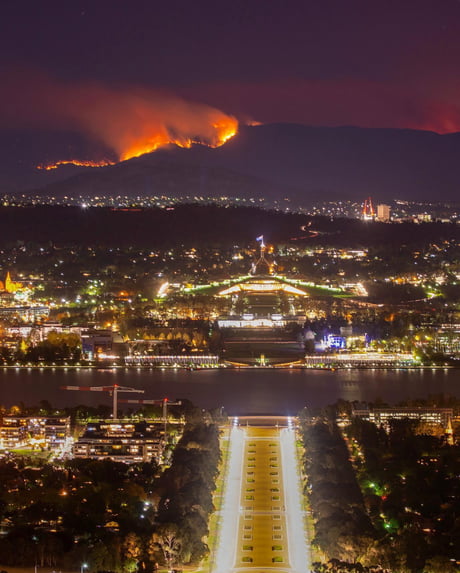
[376,204,391,222]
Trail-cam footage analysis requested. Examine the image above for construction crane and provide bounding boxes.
[60,384,144,419]
[119,397,182,436]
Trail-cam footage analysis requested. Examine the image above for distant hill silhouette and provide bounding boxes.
[24,124,460,203]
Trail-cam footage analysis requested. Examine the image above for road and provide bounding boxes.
[213,417,310,573]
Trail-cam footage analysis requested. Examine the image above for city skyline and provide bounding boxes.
[1,4,460,572]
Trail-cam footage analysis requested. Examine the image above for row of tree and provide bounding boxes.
[152,421,221,566]
[0,331,82,364]
[311,560,391,572]
[300,420,377,565]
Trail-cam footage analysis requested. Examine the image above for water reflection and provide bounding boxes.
[0,367,458,415]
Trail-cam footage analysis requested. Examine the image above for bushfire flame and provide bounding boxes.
[37,159,116,171]
[37,117,237,170]
[1,70,239,170]
[119,117,238,161]
[37,116,237,170]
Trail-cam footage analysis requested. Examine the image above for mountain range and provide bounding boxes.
[11,123,460,204]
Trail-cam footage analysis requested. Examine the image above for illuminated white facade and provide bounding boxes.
[218,278,308,297]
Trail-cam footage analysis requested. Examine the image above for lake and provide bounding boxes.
[0,367,459,414]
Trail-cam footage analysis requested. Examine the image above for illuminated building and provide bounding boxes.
[376,203,391,222]
[73,420,165,463]
[304,352,418,368]
[218,278,309,297]
[38,321,81,339]
[352,407,453,430]
[0,416,71,449]
[81,328,120,359]
[125,354,220,367]
[324,334,347,349]
[445,416,454,445]
[0,306,49,321]
[0,272,24,293]
[416,213,432,222]
[0,418,27,449]
[217,236,309,328]
[433,325,460,355]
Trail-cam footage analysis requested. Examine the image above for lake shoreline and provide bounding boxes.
[0,364,457,371]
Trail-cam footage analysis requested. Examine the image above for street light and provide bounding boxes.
[81,563,88,573]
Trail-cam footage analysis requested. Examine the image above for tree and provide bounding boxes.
[149,523,183,571]
[122,532,142,573]
[87,539,120,573]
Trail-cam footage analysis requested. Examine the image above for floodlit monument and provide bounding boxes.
[218,236,312,328]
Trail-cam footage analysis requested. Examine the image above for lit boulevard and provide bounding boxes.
[212,417,310,573]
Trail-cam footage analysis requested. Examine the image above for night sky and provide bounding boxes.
[2,0,460,193]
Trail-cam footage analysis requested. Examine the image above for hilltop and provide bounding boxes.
[7,123,460,204]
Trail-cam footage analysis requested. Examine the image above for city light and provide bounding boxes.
[2,5,460,573]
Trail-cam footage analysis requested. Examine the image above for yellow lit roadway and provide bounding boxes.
[212,417,310,573]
